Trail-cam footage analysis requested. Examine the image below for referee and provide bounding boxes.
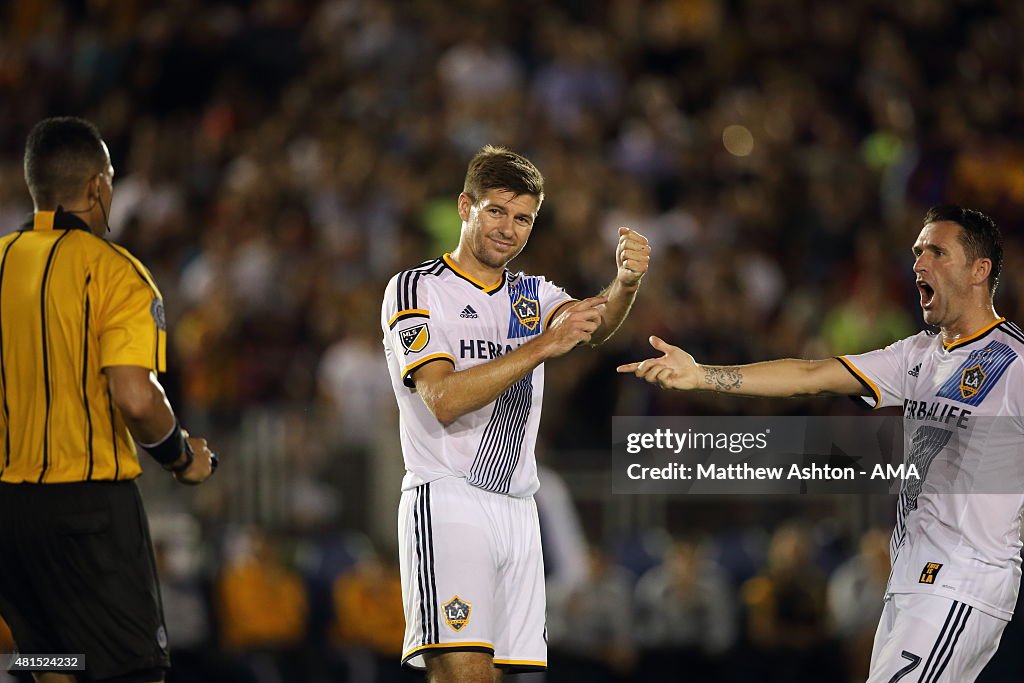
[0,117,217,683]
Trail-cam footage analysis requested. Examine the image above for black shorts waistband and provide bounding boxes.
[0,479,140,521]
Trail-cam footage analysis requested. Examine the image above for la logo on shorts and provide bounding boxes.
[400,324,430,355]
[442,595,472,631]
[919,562,943,584]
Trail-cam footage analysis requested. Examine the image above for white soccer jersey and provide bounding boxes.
[839,319,1024,619]
[381,254,574,498]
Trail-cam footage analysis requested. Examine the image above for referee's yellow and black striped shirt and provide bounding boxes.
[0,209,166,484]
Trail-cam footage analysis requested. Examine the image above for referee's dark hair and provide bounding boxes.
[24,116,107,208]
[924,204,1003,296]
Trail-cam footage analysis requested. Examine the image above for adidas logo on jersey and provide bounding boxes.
[908,363,920,377]
[460,305,478,319]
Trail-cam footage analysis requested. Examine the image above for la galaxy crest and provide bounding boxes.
[507,276,545,339]
[399,323,430,355]
[512,294,540,331]
[442,595,472,631]
[959,364,985,400]
[936,340,1016,407]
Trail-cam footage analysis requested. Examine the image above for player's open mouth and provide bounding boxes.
[917,280,935,308]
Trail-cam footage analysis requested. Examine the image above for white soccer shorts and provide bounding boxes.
[866,593,1007,683]
[398,476,547,673]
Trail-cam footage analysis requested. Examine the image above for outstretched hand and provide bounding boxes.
[615,227,649,287]
[616,336,698,391]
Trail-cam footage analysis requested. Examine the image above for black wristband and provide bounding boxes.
[169,439,195,475]
[141,421,187,468]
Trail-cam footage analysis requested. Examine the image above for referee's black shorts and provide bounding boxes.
[0,479,170,682]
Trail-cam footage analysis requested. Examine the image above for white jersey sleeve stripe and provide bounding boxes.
[836,356,882,408]
[397,259,444,312]
[397,268,416,312]
[402,353,456,387]
[389,309,429,329]
[407,270,423,310]
[543,299,577,329]
[999,322,1024,345]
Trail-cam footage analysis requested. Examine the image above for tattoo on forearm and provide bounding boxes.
[704,366,744,391]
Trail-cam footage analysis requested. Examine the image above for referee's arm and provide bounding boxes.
[105,365,175,442]
[105,365,215,483]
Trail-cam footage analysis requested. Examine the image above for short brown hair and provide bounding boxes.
[923,204,1003,296]
[463,145,544,204]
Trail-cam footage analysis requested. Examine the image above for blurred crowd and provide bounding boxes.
[3,0,1024,680]
[3,0,1024,444]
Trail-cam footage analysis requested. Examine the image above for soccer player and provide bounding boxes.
[0,117,217,683]
[381,145,649,682]
[618,205,1019,682]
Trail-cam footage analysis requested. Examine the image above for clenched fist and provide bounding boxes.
[174,430,219,485]
[615,227,650,287]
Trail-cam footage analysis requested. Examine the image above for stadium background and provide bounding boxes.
[2,0,1024,681]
